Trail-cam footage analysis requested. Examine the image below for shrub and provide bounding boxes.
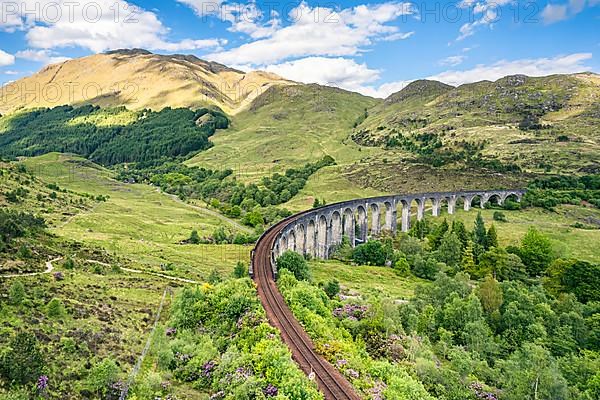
[233,261,247,278]
[352,240,393,266]
[323,280,340,299]
[9,281,25,305]
[277,251,310,280]
[47,298,66,318]
[63,258,75,270]
[393,257,411,276]
[0,332,45,385]
[188,230,200,244]
[86,358,120,396]
[493,211,507,222]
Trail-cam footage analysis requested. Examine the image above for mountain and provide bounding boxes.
[352,73,600,175]
[0,49,294,115]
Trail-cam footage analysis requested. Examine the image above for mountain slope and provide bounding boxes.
[353,73,600,175]
[0,49,294,115]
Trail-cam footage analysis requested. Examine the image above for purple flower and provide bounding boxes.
[263,384,278,397]
[470,382,498,400]
[333,304,369,320]
[202,361,216,378]
[53,271,64,281]
[210,391,225,399]
[37,375,49,392]
[345,369,359,379]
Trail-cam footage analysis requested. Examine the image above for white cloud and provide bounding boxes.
[428,53,593,86]
[16,49,70,65]
[439,55,466,66]
[0,0,225,52]
[0,49,15,66]
[456,0,505,40]
[541,4,569,23]
[541,0,599,24]
[361,52,594,98]
[3,70,19,75]
[207,1,415,65]
[265,57,381,94]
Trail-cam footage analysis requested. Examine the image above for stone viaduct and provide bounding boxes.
[268,189,525,271]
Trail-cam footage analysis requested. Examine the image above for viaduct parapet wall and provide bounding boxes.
[256,189,526,277]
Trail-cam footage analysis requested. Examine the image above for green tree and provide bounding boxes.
[188,229,200,244]
[277,251,310,280]
[352,240,392,266]
[479,247,526,281]
[428,219,449,249]
[0,332,45,385]
[451,220,469,249]
[461,241,477,276]
[312,198,320,208]
[545,259,600,303]
[520,227,554,276]
[86,358,120,397]
[436,231,463,268]
[499,343,569,400]
[8,281,25,305]
[477,275,503,314]
[242,210,264,227]
[485,224,498,249]
[473,212,487,248]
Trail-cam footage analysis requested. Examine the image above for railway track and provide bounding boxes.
[253,215,362,400]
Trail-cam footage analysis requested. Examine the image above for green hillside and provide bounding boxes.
[353,73,600,177]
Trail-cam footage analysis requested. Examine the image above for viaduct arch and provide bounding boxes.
[255,189,525,276]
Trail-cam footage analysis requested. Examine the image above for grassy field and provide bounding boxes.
[432,205,600,263]
[310,259,427,300]
[0,263,193,398]
[23,153,250,281]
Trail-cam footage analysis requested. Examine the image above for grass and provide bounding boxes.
[310,259,426,300]
[187,85,382,183]
[23,153,250,281]
[0,266,187,398]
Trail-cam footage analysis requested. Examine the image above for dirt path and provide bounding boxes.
[0,257,62,279]
[85,259,199,284]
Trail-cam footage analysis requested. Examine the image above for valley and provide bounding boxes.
[1,49,599,400]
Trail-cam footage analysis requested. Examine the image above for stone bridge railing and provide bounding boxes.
[268,189,525,270]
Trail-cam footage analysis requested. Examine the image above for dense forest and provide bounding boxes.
[274,212,600,400]
[0,106,228,165]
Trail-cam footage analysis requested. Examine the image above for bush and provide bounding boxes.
[352,240,393,266]
[0,332,45,385]
[188,230,200,244]
[493,211,507,222]
[86,358,120,396]
[233,261,247,278]
[63,257,76,269]
[8,281,25,305]
[47,298,66,318]
[277,251,310,280]
[323,280,340,299]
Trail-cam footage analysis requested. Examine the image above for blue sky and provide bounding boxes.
[0,0,598,97]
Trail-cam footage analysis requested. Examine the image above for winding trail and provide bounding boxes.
[0,257,62,279]
[85,259,199,284]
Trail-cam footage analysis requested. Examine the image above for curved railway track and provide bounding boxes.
[253,212,362,400]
